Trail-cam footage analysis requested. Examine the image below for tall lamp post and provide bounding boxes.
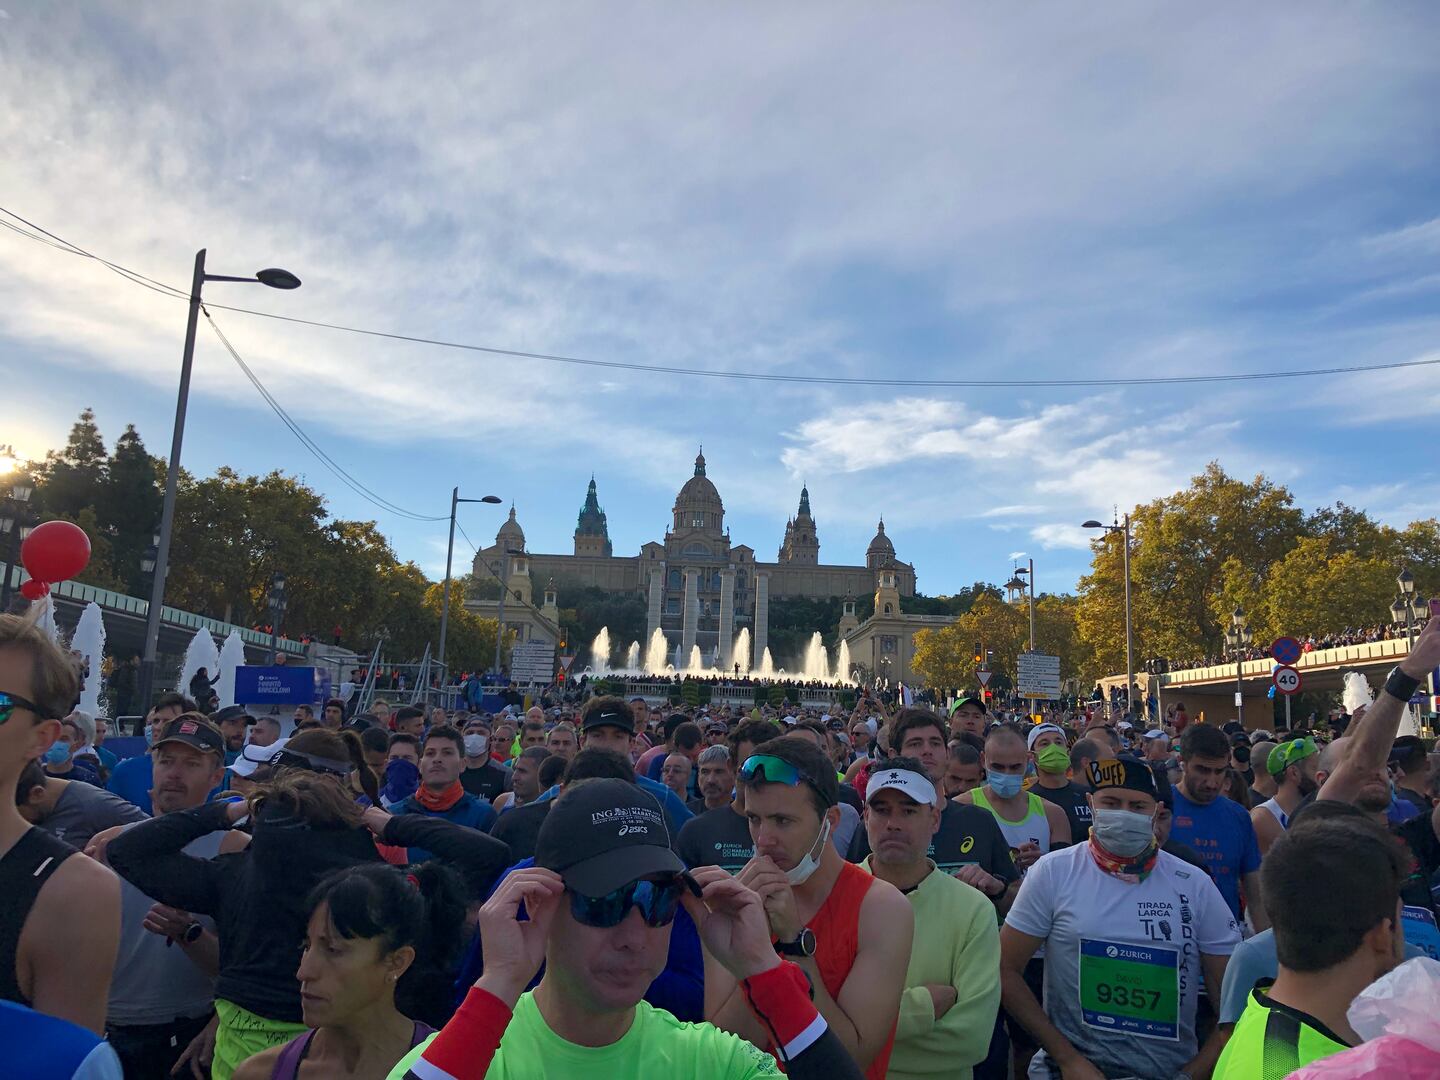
[1014,559,1037,652]
[136,252,301,712]
[1391,568,1430,729]
[1224,607,1252,726]
[437,489,502,678]
[0,462,35,611]
[1083,515,1133,719]
[267,572,288,661]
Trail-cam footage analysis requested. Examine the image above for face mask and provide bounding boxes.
[987,769,1024,799]
[1036,743,1071,774]
[1092,808,1156,858]
[464,734,489,757]
[785,817,832,886]
[43,742,70,766]
[144,724,156,747]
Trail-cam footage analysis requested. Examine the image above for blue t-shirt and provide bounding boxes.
[391,791,498,863]
[1170,789,1262,921]
[0,999,123,1079]
[106,755,155,815]
[535,775,694,836]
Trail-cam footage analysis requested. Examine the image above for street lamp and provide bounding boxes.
[0,467,35,611]
[140,532,160,576]
[136,251,301,712]
[1224,606,1253,727]
[1083,515,1134,719]
[1014,560,1037,652]
[267,571,288,661]
[437,489,503,679]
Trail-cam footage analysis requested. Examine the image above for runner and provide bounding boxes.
[1169,724,1269,929]
[1214,812,1405,1077]
[232,862,466,1078]
[1250,736,1319,855]
[107,728,511,1079]
[392,726,498,861]
[1027,723,1091,847]
[849,710,1019,908]
[0,611,121,1035]
[942,741,984,798]
[689,744,735,815]
[458,718,510,802]
[106,692,192,813]
[957,727,1073,873]
[1000,757,1241,1079]
[389,778,865,1079]
[710,736,912,1078]
[677,719,778,872]
[860,756,1000,1080]
[948,697,988,740]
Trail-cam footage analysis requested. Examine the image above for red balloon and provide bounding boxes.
[20,520,91,584]
[19,580,50,601]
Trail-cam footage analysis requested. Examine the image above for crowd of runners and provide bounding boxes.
[3,606,1439,1078]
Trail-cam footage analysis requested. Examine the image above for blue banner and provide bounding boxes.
[235,665,317,705]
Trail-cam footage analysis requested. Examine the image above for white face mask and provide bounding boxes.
[463,734,489,757]
[785,816,832,886]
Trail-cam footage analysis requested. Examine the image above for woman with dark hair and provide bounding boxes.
[231,862,466,1079]
[108,728,509,1080]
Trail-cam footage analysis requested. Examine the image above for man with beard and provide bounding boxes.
[1251,736,1320,855]
[211,706,251,766]
[689,745,734,815]
[1169,724,1269,930]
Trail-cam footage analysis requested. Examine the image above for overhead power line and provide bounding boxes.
[5,204,1440,388]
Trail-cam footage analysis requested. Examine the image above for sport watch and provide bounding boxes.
[181,921,205,945]
[774,928,816,958]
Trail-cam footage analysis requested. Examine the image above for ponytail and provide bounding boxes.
[336,727,380,806]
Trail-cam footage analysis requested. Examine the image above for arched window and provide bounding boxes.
[884,603,893,615]
[712,572,723,591]
[737,570,748,591]
[682,543,712,557]
[667,569,682,590]
[692,512,705,528]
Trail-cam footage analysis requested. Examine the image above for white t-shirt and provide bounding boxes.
[1005,843,1240,1079]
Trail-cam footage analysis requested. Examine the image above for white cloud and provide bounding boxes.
[1029,524,1095,551]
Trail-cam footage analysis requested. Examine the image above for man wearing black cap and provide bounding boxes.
[389,778,864,1080]
[210,705,252,767]
[92,715,248,1078]
[1000,757,1240,1080]
[572,696,692,832]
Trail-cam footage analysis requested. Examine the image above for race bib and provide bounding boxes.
[1078,938,1180,1041]
[1401,905,1440,961]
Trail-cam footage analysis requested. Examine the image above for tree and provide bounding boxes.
[32,408,108,521]
[912,594,1029,692]
[553,582,648,664]
[95,425,162,594]
[1260,537,1397,642]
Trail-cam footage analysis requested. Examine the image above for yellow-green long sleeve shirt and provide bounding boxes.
[864,857,1000,1080]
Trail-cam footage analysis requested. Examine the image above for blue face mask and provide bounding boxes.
[987,769,1023,798]
[43,742,70,766]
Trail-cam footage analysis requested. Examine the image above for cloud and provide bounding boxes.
[1029,525,1095,551]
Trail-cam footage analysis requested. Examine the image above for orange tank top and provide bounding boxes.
[808,860,895,1080]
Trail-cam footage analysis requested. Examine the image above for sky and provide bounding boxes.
[2,3,1439,598]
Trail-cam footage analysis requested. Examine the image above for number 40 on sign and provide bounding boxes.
[1272,666,1302,696]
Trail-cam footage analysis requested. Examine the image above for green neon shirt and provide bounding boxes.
[1213,987,1353,1080]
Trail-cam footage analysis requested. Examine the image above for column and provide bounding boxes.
[753,571,770,664]
[718,568,736,671]
[646,566,664,642]
[681,568,699,658]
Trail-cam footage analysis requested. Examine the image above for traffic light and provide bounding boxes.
[983,689,993,701]
[973,642,983,664]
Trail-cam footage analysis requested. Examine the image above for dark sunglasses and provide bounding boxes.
[569,873,702,929]
[0,690,53,724]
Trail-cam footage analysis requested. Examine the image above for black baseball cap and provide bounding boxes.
[582,706,634,734]
[154,716,226,758]
[1086,755,1159,799]
[535,778,683,897]
[211,705,254,727]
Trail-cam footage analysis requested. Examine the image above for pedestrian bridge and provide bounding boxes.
[1106,635,1435,730]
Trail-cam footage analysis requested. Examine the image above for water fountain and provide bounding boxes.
[214,630,247,708]
[645,628,670,675]
[732,628,751,675]
[178,628,220,702]
[625,641,641,671]
[757,648,776,678]
[589,627,612,676]
[34,594,60,644]
[687,645,704,673]
[800,632,831,682]
[673,643,684,671]
[835,639,852,684]
[72,602,106,716]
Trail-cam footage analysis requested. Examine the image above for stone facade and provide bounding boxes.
[470,452,916,664]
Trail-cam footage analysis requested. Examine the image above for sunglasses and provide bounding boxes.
[738,753,820,788]
[569,872,702,929]
[0,690,52,725]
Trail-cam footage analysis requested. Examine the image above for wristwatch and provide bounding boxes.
[774,928,816,958]
[181,921,205,945]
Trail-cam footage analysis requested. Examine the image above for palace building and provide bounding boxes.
[469,451,916,667]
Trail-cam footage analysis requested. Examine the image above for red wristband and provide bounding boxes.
[742,961,826,1060]
[410,986,513,1080]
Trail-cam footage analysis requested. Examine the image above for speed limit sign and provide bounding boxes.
[1272,665,1302,696]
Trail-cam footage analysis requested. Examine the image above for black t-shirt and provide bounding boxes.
[837,783,863,813]
[846,801,1019,886]
[488,801,550,862]
[1032,779,1089,845]
[460,761,510,802]
[677,805,755,872]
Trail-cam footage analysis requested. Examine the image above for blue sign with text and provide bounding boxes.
[235,666,317,705]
